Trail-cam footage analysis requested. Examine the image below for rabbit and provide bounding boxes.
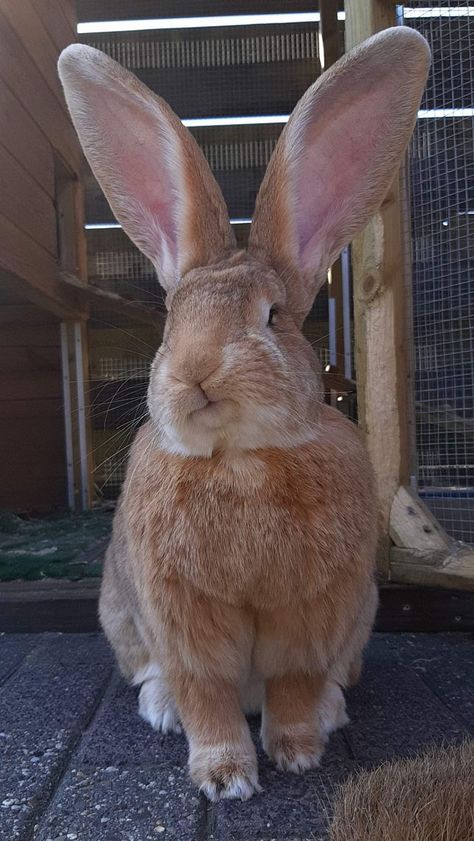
[58,26,430,801]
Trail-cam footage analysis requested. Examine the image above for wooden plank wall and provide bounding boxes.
[0,0,81,314]
[0,297,66,510]
[0,0,80,511]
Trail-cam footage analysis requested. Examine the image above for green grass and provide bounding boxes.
[0,508,113,582]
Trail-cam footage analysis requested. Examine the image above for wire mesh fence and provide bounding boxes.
[404,1,474,543]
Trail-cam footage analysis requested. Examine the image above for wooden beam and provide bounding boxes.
[77,0,323,22]
[344,1,413,576]
[0,216,86,320]
[61,272,166,328]
[32,0,77,56]
[320,1,341,67]
[320,1,345,376]
[2,578,473,633]
[390,547,474,592]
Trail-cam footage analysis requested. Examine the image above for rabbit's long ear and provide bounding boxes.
[248,27,430,324]
[58,44,235,293]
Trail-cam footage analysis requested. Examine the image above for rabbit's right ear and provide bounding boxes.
[58,45,235,293]
[249,27,430,325]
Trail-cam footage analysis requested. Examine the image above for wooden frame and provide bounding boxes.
[344,0,474,590]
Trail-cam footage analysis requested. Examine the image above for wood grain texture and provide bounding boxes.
[0,8,81,171]
[33,0,76,53]
[0,82,55,197]
[60,0,78,36]
[390,486,451,553]
[0,143,57,256]
[345,1,413,577]
[1,0,66,108]
[391,547,474,591]
[0,214,85,319]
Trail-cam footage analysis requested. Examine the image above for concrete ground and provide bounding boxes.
[0,633,472,841]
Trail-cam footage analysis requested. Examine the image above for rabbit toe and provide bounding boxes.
[191,744,260,801]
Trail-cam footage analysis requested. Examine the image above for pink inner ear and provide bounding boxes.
[294,83,388,272]
[109,110,179,266]
[79,85,181,273]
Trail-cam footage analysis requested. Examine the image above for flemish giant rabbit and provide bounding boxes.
[58,27,430,801]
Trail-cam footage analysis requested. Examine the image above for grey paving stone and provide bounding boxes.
[344,656,469,765]
[77,673,188,769]
[368,633,474,730]
[213,726,352,841]
[2,631,473,841]
[36,665,198,840]
[0,634,113,841]
[34,765,201,841]
[0,633,37,684]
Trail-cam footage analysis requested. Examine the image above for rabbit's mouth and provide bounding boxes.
[190,398,234,430]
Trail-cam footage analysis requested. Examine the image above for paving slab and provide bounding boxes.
[0,634,113,841]
[369,632,474,730]
[344,658,468,765]
[34,766,202,841]
[76,673,188,769]
[212,727,352,841]
[0,633,37,685]
[0,632,472,841]
[36,671,200,841]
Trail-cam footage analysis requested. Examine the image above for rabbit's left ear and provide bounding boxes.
[248,27,430,325]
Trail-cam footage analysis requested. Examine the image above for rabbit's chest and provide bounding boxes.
[126,439,372,608]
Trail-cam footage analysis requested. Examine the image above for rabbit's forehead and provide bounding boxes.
[169,259,285,323]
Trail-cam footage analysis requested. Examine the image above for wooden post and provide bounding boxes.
[342,0,474,590]
[320,1,345,377]
[56,158,93,509]
[344,1,413,575]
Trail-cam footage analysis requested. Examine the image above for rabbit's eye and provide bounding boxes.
[267,306,277,327]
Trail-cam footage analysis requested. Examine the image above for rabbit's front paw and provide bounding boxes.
[190,744,261,801]
[263,726,325,774]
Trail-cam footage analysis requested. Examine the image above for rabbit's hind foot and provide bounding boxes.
[134,664,182,734]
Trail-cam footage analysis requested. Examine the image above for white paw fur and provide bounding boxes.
[190,742,261,802]
[318,681,349,736]
[200,772,261,802]
[134,664,181,734]
[273,747,323,774]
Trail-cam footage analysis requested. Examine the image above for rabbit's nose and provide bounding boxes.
[169,350,221,392]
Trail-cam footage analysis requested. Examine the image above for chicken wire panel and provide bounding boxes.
[405,3,474,544]
[86,228,166,308]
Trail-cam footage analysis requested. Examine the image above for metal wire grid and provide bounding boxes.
[405,2,474,543]
[91,29,320,71]
[90,237,164,306]
[97,357,151,381]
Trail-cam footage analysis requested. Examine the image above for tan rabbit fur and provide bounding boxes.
[59,27,430,800]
